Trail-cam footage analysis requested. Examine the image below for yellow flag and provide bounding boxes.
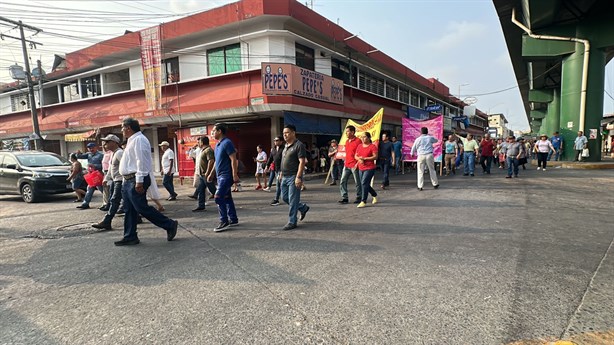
[336,108,384,160]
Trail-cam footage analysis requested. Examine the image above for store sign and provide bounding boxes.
[261,63,343,105]
[425,104,442,112]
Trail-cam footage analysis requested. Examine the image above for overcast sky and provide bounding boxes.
[1,0,613,131]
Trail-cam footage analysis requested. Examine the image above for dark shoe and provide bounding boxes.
[433,185,439,189]
[270,200,280,206]
[114,238,140,246]
[353,198,361,204]
[299,206,310,221]
[98,205,108,210]
[463,173,469,176]
[417,187,423,191]
[470,174,475,176]
[514,175,519,178]
[282,223,297,231]
[99,207,109,212]
[229,220,239,227]
[214,221,230,232]
[505,176,512,179]
[192,207,206,212]
[329,182,337,186]
[167,196,177,201]
[338,199,348,204]
[92,222,112,231]
[117,209,125,215]
[188,194,197,199]
[208,195,215,200]
[76,204,90,209]
[167,220,178,241]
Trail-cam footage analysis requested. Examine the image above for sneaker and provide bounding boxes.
[270,200,280,206]
[282,223,297,231]
[114,238,140,246]
[542,168,546,171]
[76,204,90,209]
[214,221,230,232]
[357,202,366,208]
[263,187,271,192]
[299,206,310,221]
[338,199,348,204]
[353,198,361,204]
[537,167,541,170]
[329,182,337,186]
[167,220,178,241]
[229,220,239,227]
[372,197,378,205]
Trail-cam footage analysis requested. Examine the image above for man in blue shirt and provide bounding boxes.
[548,131,563,161]
[410,127,439,191]
[377,132,395,189]
[391,136,403,174]
[208,123,240,232]
[76,142,104,209]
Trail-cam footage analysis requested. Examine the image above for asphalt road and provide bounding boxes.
[1,165,613,345]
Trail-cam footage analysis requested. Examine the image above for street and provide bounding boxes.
[1,167,613,345]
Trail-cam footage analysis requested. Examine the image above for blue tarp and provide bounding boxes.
[283,111,340,135]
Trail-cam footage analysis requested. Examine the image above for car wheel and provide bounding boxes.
[20,183,38,203]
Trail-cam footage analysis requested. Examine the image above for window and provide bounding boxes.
[104,69,130,94]
[359,71,384,96]
[399,88,409,104]
[295,43,314,71]
[10,93,30,112]
[410,92,419,107]
[60,81,79,102]
[2,155,17,169]
[42,87,60,106]
[385,82,398,100]
[163,57,179,84]
[332,58,350,84]
[207,43,241,76]
[80,75,101,99]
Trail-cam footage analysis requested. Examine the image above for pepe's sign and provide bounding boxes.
[262,63,343,105]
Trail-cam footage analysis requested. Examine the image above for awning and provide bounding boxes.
[65,130,95,142]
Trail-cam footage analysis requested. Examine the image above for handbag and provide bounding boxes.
[581,148,590,158]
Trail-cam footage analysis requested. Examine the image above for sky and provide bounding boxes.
[1,0,613,132]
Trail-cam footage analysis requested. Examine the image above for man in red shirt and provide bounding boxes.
[338,125,363,204]
[479,133,496,174]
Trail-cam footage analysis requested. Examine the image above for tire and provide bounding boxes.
[20,183,38,203]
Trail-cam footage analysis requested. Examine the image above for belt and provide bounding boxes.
[123,173,136,180]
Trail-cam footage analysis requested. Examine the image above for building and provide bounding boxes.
[488,113,511,138]
[1,0,488,174]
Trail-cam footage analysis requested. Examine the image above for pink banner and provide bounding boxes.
[140,26,162,111]
[402,116,444,162]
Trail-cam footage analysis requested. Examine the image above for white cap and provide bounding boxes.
[101,134,121,144]
[159,141,170,147]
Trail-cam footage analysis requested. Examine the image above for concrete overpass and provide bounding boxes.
[493,0,614,161]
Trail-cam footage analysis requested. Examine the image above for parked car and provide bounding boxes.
[0,150,73,203]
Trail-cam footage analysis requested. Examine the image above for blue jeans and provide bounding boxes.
[479,155,493,174]
[463,152,476,175]
[331,161,342,181]
[162,173,176,197]
[267,170,276,188]
[359,169,377,202]
[102,180,122,223]
[379,159,391,186]
[547,150,560,161]
[215,176,238,223]
[280,175,308,225]
[196,175,215,209]
[122,175,176,241]
[506,157,519,177]
[82,185,103,207]
[339,166,362,200]
[394,155,402,174]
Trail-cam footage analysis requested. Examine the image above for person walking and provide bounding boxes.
[479,133,495,174]
[76,142,104,209]
[535,134,556,171]
[159,141,177,201]
[278,124,310,230]
[377,132,395,189]
[391,136,403,174]
[92,134,124,230]
[355,132,379,207]
[504,136,524,178]
[411,127,439,191]
[443,135,458,176]
[100,147,114,211]
[67,153,86,202]
[338,125,363,204]
[187,144,201,199]
[266,136,284,205]
[114,118,178,246]
[548,131,563,161]
[574,131,588,161]
[327,139,342,185]
[254,145,267,190]
[193,136,215,212]
[208,123,240,232]
[455,132,479,176]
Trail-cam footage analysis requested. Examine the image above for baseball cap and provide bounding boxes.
[158,141,170,147]
[86,142,97,148]
[101,134,121,144]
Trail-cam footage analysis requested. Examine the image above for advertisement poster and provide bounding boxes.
[262,63,344,105]
[140,26,162,111]
[402,116,443,162]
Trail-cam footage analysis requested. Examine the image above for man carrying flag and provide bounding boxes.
[338,125,362,204]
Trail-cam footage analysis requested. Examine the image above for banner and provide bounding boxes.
[335,108,384,160]
[140,26,162,111]
[402,116,443,162]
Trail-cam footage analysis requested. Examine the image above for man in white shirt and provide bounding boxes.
[574,131,588,162]
[410,127,439,191]
[115,118,178,246]
[92,134,124,231]
[159,141,177,200]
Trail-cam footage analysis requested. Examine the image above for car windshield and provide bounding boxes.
[16,154,71,167]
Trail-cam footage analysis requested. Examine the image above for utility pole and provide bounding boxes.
[0,16,43,150]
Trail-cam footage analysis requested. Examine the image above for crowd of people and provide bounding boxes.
[67,118,592,246]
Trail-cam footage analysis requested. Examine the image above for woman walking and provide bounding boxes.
[535,134,556,171]
[354,132,378,208]
[254,145,268,190]
[67,153,86,202]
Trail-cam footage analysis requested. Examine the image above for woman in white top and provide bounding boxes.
[534,134,556,171]
[254,145,268,190]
